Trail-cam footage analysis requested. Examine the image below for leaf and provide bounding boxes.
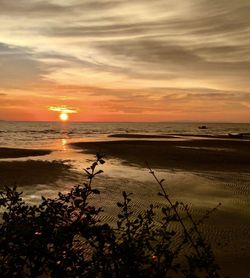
[95,170,103,175]
[117,202,123,207]
[99,159,105,164]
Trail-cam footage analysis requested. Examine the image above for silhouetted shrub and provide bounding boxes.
[0,154,220,277]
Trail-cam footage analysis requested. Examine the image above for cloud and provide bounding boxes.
[1,1,250,85]
[0,43,51,89]
[0,0,72,16]
[74,85,250,115]
[93,38,250,87]
[48,105,79,114]
[0,0,250,121]
[0,0,120,17]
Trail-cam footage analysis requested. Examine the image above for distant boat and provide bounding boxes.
[228,133,243,138]
[198,125,207,129]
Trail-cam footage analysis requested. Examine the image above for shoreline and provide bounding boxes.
[109,132,250,140]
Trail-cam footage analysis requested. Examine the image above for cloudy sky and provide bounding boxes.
[0,0,250,122]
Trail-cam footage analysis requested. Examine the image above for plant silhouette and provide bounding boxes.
[0,154,221,277]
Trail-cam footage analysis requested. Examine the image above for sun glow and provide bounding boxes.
[59,112,69,121]
[48,105,79,121]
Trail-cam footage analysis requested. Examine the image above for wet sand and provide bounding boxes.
[0,160,73,187]
[0,147,51,159]
[0,147,71,187]
[1,141,249,276]
[71,138,250,172]
[0,147,70,187]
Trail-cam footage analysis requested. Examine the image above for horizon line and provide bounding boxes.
[1,120,250,124]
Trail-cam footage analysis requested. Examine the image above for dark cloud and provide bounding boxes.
[0,0,67,15]
[95,39,202,65]
[0,43,50,89]
[44,23,143,38]
[33,1,250,42]
[36,51,125,74]
[90,38,250,86]
[0,0,120,17]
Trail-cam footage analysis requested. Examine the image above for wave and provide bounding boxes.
[1,122,249,149]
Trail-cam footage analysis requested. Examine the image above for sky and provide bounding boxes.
[0,0,250,122]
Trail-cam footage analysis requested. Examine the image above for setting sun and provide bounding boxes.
[48,105,78,121]
[59,112,69,121]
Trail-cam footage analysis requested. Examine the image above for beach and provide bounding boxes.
[0,132,250,277]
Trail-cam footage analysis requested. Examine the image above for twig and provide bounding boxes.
[146,162,202,258]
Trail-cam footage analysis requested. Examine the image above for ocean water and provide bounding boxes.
[0,121,249,149]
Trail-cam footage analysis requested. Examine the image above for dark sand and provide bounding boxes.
[0,160,73,187]
[0,147,72,186]
[0,147,68,186]
[71,138,250,172]
[0,147,51,159]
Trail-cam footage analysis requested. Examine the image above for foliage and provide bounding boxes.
[0,154,221,277]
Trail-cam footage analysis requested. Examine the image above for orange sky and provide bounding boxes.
[0,0,250,122]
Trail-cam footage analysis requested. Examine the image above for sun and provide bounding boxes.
[59,112,69,121]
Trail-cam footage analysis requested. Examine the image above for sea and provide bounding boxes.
[1,121,249,149]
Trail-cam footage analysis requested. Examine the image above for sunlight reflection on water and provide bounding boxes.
[61,138,67,151]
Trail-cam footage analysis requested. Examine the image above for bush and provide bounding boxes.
[0,155,221,277]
